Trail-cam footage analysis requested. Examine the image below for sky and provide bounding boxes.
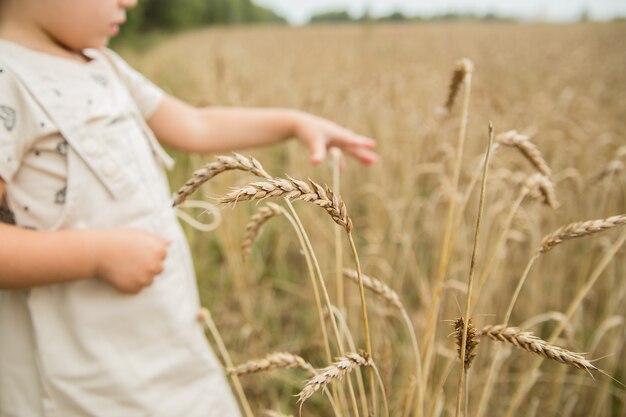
[254,0,626,25]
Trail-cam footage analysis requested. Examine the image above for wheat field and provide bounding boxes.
[121,22,626,416]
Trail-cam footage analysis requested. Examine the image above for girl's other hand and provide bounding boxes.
[94,229,170,294]
[293,112,379,166]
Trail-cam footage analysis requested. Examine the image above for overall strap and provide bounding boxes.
[0,56,131,199]
[97,49,175,170]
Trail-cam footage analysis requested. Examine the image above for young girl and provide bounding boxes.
[0,0,378,415]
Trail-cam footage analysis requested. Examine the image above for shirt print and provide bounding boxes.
[0,105,16,131]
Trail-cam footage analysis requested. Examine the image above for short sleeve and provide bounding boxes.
[0,65,36,183]
[98,48,165,120]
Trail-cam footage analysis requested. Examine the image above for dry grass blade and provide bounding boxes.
[590,159,624,184]
[262,411,293,417]
[522,173,559,209]
[539,214,626,253]
[453,318,480,371]
[297,352,374,405]
[343,268,402,309]
[480,325,597,371]
[173,153,272,206]
[444,58,474,111]
[496,130,552,178]
[241,202,283,257]
[219,176,353,232]
[227,352,314,376]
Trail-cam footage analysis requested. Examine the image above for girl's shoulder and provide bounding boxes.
[0,53,36,134]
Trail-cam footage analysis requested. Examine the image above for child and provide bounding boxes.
[0,0,378,415]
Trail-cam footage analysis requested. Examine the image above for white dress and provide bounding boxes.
[0,40,241,417]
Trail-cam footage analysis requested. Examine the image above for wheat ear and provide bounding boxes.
[227,352,314,376]
[219,176,352,232]
[496,131,552,178]
[522,173,559,209]
[480,325,597,371]
[540,214,626,253]
[342,268,402,309]
[241,202,283,257]
[297,352,374,405]
[453,318,480,371]
[444,58,474,111]
[173,153,272,206]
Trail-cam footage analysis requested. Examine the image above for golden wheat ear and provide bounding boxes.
[173,153,272,207]
[444,58,474,112]
[218,176,353,232]
[297,352,374,405]
[480,325,598,372]
[539,214,626,253]
[227,352,314,376]
[241,202,283,258]
[496,130,553,178]
[453,318,480,370]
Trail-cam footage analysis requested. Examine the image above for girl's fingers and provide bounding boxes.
[342,145,379,165]
[309,136,327,165]
[354,134,377,148]
[333,129,376,148]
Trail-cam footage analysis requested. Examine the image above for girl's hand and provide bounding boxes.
[94,229,170,294]
[293,112,379,166]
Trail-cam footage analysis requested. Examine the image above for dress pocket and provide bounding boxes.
[68,116,145,201]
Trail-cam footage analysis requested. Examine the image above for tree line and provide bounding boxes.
[309,10,517,24]
[124,0,285,33]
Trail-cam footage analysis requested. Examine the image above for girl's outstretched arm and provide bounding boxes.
[147,94,379,165]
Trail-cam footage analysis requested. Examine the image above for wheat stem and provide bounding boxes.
[421,59,473,400]
[343,269,424,417]
[285,199,364,417]
[455,122,493,417]
[198,308,254,417]
[279,204,352,417]
[332,149,345,313]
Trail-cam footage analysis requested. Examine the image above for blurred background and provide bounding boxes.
[113,2,626,416]
[114,0,626,42]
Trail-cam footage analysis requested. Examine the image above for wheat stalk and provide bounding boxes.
[219,176,352,232]
[480,325,597,371]
[173,153,272,206]
[297,352,374,405]
[539,214,626,253]
[496,130,552,178]
[422,57,474,400]
[241,202,283,257]
[444,58,474,111]
[453,318,480,371]
[197,308,254,417]
[227,352,314,376]
[342,268,402,309]
[522,173,559,209]
[343,268,424,417]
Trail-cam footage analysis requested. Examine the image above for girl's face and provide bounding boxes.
[30,0,138,50]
